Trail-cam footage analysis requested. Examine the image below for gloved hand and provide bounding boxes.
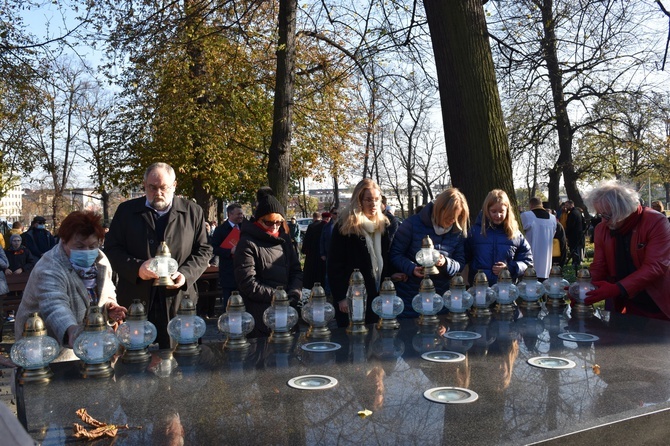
[584,280,621,305]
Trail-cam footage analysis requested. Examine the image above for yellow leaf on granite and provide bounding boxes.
[358,409,373,418]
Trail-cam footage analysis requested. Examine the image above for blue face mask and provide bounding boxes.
[37,224,45,230]
[70,249,99,268]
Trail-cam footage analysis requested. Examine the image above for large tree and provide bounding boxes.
[423,0,516,210]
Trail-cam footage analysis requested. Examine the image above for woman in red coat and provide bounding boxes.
[585,181,670,320]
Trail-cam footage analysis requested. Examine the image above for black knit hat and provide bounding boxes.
[254,195,285,220]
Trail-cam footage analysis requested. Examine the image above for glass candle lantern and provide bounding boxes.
[168,295,206,356]
[544,264,570,308]
[569,268,597,316]
[415,235,440,276]
[11,313,60,384]
[74,306,120,379]
[411,276,443,325]
[222,288,258,350]
[148,241,179,286]
[467,270,496,318]
[443,274,474,321]
[517,267,544,310]
[263,287,297,343]
[302,283,335,338]
[116,299,157,363]
[371,278,404,329]
[491,268,518,312]
[346,269,369,334]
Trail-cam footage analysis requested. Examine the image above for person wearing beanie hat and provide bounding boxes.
[254,195,285,221]
[4,233,37,276]
[234,195,302,338]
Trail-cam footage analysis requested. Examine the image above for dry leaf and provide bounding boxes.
[592,364,601,375]
[358,409,373,418]
[73,408,130,440]
[76,408,106,427]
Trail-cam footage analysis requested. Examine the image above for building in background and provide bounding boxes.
[0,180,23,222]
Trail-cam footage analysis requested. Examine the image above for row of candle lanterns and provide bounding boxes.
[11,250,597,384]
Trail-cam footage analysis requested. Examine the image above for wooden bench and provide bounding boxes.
[196,265,221,315]
[2,272,30,315]
[1,272,31,338]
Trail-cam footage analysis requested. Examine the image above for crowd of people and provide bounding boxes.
[2,163,669,363]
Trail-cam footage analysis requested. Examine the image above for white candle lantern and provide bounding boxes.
[148,241,179,286]
[346,269,369,334]
[219,291,255,349]
[302,283,335,338]
[73,306,120,379]
[443,274,474,322]
[467,270,496,318]
[411,276,443,325]
[569,268,598,317]
[517,267,544,311]
[371,278,404,329]
[168,295,206,356]
[415,235,441,276]
[11,313,60,384]
[491,268,519,313]
[544,264,570,308]
[263,287,298,343]
[116,299,157,363]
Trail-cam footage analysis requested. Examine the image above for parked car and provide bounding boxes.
[297,218,313,234]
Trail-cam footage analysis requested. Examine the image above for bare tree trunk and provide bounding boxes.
[423,0,516,211]
[184,0,212,215]
[539,0,587,213]
[268,0,297,209]
[332,175,340,210]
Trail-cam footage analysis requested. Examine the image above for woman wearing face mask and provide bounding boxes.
[14,211,127,361]
[466,189,533,285]
[389,188,470,317]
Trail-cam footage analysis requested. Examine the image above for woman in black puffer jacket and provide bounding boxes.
[234,195,303,338]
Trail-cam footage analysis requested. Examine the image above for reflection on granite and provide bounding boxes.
[17,308,670,445]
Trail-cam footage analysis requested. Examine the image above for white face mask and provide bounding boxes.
[433,224,453,235]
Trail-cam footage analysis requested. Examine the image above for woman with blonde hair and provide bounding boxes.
[328,178,391,327]
[390,188,469,317]
[466,189,532,285]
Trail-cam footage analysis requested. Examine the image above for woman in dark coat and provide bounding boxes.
[4,233,37,275]
[328,178,392,327]
[234,195,303,338]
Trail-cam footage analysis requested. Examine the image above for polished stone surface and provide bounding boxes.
[16,308,670,445]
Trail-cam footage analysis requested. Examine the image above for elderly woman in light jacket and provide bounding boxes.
[15,211,126,360]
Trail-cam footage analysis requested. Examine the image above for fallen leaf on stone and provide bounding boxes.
[73,408,130,440]
[592,364,601,375]
[358,409,373,418]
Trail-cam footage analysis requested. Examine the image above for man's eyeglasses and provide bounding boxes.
[146,184,174,194]
[262,219,284,227]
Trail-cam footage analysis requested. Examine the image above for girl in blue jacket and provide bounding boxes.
[467,189,532,285]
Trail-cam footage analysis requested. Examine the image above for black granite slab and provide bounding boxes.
[16,308,670,445]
